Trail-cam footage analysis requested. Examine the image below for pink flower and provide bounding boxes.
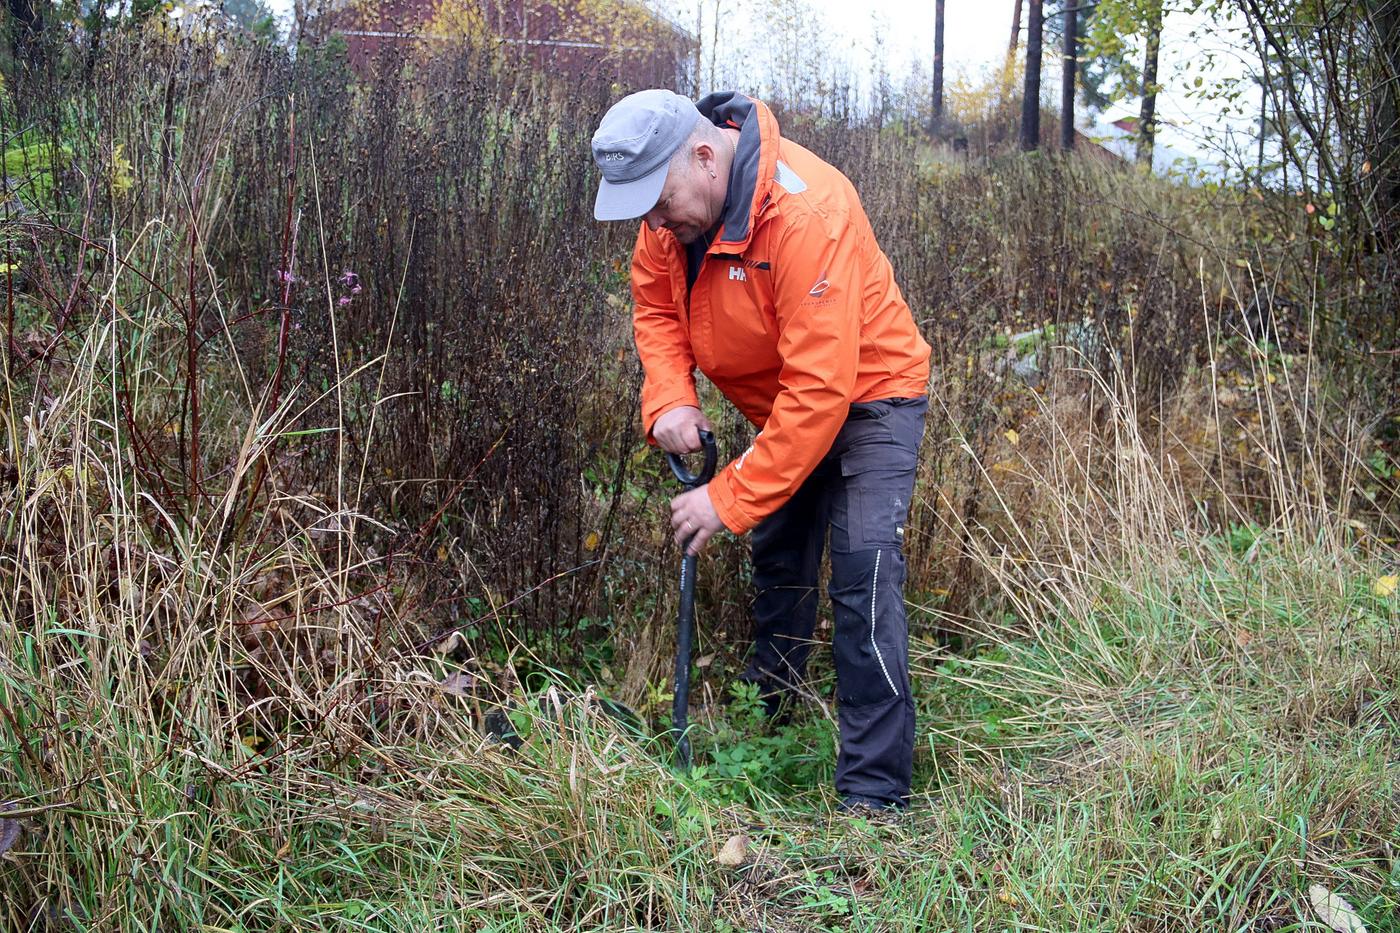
[337,295,352,307]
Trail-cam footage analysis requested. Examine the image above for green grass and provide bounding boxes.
[0,268,1392,931]
[4,521,1394,930]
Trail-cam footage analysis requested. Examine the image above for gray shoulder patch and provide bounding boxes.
[774,160,807,194]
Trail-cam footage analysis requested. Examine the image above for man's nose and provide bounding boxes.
[643,210,664,232]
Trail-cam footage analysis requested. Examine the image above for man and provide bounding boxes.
[591,89,931,811]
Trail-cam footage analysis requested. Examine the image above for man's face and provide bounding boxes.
[642,152,718,245]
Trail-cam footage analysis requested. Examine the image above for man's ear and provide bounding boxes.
[693,141,718,176]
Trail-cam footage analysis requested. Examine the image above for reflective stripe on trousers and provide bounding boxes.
[744,396,926,807]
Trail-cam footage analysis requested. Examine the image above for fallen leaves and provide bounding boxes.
[0,803,17,857]
[1371,574,1397,598]
[438,671,474,699]
[714,834,749,867]
[434,631,467,655]
[1309,884,1367,933]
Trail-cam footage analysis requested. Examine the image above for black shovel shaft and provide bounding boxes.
[672,548,697,769]
[665,430,716,771]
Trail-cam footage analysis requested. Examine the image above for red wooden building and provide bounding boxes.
[334,0,693,87]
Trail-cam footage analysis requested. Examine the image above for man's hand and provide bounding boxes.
[652,406,712,454]
[670,485,725,556]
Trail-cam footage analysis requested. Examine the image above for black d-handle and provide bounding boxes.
[666,430,718,489]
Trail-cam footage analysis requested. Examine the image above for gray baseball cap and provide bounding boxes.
[591,89,701,221]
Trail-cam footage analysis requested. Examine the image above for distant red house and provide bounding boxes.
[1073,130,1126,167]
[335,0,693,87]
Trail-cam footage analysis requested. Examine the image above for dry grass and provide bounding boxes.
[1,270,1394,929]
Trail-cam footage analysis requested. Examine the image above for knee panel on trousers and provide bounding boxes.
[829,547,910,708]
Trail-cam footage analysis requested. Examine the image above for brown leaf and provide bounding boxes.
[714,833,749,867]
[1310,884,1367,933]
[439,671,474,699]
[0,803,18,856]
[434,631,467,655]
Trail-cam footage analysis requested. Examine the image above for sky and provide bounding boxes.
[755,0,1263,173]
[263,0,1264,173]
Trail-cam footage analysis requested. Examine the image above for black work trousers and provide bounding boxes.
[742,396,927,807]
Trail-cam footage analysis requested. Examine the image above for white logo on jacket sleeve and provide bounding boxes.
[729,265,747,282]
[808,272,830,298]
[774,161,808,193]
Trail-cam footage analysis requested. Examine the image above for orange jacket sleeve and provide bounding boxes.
[707,209,861,533]
[631,225,702,440]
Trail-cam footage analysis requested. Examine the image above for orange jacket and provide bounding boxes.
[631,93,931,535]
